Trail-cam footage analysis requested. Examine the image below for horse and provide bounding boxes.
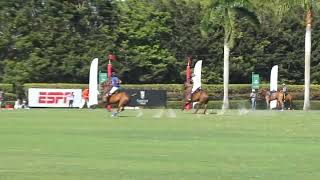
[102,82,131,117]
[182,82,209,114]
[283,92,293,110]
[259,89,287,110]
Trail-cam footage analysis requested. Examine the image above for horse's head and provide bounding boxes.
[258,88,267,96]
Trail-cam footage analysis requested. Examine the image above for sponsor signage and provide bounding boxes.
[28,88,82,107]
[99,71,108,84]
[122,89,167,107]
[252,73,260,89]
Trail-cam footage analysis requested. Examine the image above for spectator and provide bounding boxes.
[80,88,89,109]
[68,92,75,108]
[14,99,23,109]
[250,89,257,111]
[22,99,29,109]
[0,91,4,109]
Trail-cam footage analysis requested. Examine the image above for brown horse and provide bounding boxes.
[182,82,209,114]
[259,89,288,110]
[283,92,293,110]
[102,82,131,117]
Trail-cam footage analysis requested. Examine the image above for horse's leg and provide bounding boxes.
[111,103,121,117]
[194,103,201,114]
[280,101,284,111]
[266,98,270,110]
[181,101,186,111]
[203,103,208,114]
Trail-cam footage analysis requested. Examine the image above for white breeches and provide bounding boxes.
[192,86,199,93]
[109,87,119,95]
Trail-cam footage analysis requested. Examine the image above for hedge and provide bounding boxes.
[23,83,320,101]
[0,84,13,93]
[24,83,88,90]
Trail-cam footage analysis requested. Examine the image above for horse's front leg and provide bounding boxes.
[111,106,121,117]
[181,101,186,111]
[194,103,200,114]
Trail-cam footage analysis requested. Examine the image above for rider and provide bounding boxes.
[282,83,288,101]
[184,77,193,102]
[185,73,201,102]
[108,72,122,97]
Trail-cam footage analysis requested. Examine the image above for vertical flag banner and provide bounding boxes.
[270,65,278,109]
[192,60,202,108]
[88,58,99,107]
[193,60,202,91]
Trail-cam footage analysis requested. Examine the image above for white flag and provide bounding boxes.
[270,65,278,109]
[192,60,202,92]
[88,58,99,107]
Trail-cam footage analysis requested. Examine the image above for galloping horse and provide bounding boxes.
[102,82,130,116]
[260,89,293,110]
[182,81,209,114]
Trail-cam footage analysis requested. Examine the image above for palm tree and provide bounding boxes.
[260,0,318,110]
[201,0,260,110]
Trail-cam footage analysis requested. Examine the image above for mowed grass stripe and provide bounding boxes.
[0,109,320,180]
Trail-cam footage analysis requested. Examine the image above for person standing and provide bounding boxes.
[68,92,75,108]
[80,88,89,109]
[0,91,4,109]
[250,89,257,110]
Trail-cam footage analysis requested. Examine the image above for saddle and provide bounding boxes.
[193,88,202,94]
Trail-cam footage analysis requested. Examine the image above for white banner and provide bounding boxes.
[88,58,99,107]
[270,65,278,109]
[192,60,202,92]
[28,88,82,107]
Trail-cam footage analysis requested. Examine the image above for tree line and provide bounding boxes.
[0,1,319,94]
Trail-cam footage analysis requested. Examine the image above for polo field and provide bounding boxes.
[1,109,320,180]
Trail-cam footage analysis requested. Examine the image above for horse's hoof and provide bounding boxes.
[111,113,117,117]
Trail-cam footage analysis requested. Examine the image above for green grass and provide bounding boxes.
[1,109,320,180]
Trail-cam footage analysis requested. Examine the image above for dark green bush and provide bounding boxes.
[23,83,320,101]
[0,84,13,93]
[24,83,88,90]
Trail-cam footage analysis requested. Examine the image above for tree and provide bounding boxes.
[259,0,319,110]
[201,0,260,109]
[116,0,178,83]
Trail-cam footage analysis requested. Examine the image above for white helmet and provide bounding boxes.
[252,89,255,92]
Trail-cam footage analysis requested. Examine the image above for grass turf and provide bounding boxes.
[0,109,320,180]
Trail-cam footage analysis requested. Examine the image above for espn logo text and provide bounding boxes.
[38,92,71,104]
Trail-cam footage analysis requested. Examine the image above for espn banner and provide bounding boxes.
[28,88,82,107]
